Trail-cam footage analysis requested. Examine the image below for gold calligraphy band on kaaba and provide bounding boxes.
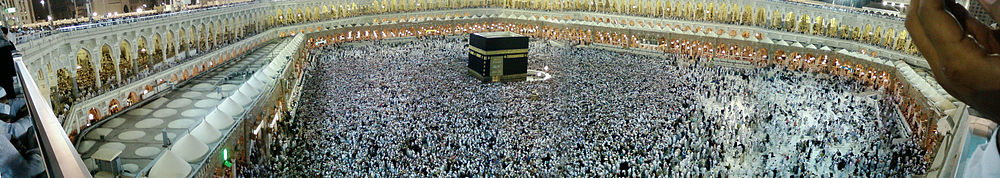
[469,46,529,56]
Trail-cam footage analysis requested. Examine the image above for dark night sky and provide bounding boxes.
[31,0,76,21]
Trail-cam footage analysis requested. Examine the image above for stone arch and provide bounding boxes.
[179,28,187,54]
[152,33,164,65]
[296,8,305,22]
[225,19,233,42]
[119,40,134,81]
[757,48,768,59]
[208,23,217,49]
[75,48,97,93]
[304,7,313,21]
[275,9,284,24]
[166,31,176,59]
[313,6,321,20]
[215,21,223,44]
[873,25,884,45]
[55,68,73,101]
[137,37,151,71]
[200,24,210,50]
[285,8,294,23]
[108,99,120,113]
[98,45,117,89]
[192,25,202,51]
[127,91,139,104]
[88,108,101,122]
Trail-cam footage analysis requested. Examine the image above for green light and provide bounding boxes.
[222,148,232,167]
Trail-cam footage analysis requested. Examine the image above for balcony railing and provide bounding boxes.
[12,55,91,178]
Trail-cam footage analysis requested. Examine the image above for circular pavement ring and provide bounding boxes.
[134,119,164,129]
[123,164,140,173]
[192,83,215,90]
[181,91,204,98]
[194,100,219,108]
[98,142,126,152]
[168,119,197,129]
[166,99,193,108]
[117,130,146,140]
[127,108,154,116]
[181,109,209,118]
[206,93,223,99]
[78,140,97,153]
[134,147,161,158]
[220,84,239,91]
[152,109,178,118]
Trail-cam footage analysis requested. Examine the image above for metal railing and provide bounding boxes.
[13,55,92,178]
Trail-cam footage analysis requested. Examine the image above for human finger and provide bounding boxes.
[946,2,1000,53]
[912,0,978,101]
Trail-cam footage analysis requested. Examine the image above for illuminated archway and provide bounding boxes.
[191,26,200,52]
[128,91,139,104]
[285,8,294,23]
[225,19,233,42]
[275,9,284,25]
[214,22,223,45]
[166,31,176,59]
[75,49,97,92]
[98,45,117,89]
[179,29,187,54]
[56,68,74,100]
[153,34,164,64]
[108,99,120,113]
[88,108,101,123]
[137,37,151,71]
[119,40,134,81]
[202,24,211,50]
[296,8,305,22]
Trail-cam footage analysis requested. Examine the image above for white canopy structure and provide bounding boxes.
[206,109,236,129]
[170,135,209,163]
[248,77,267,90]
[190,121,222,144]
[776,40,789,46]
[231,92,252,106]
[760,38,774,44]
[218,98,245,117]
[238,84,260,97]
[148,150,191,178]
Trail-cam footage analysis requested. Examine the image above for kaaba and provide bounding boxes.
[468,32,529,82]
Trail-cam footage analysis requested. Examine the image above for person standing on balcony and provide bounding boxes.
[0,27,17,100]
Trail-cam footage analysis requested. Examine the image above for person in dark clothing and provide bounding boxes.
[0,27,17,99]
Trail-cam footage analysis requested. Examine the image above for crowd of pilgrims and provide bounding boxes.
[240,37,929,177]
